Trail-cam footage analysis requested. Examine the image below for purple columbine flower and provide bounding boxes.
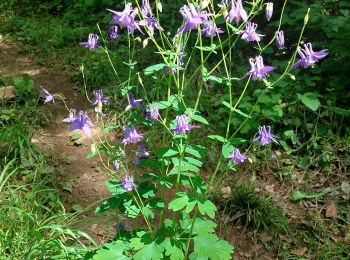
[125,93,143,111]
[240,22,263,42]
[292,42,328,69]
[122,125,143,144]
[227,0,248,24]
[276,30,285,49]
[253,125,278,145]
[201,20,224,37]
[172,114,198,135]
[107,3,141,34]
[176,4,211,35]
[228,148,247,164]
[144,105,160,122]
[63,110,94,137]
[41,86,55,104]
[122,174,136,191]
[112,160,119,171]
[265,2,273,21]
[134,142,150,165]
[243,56,274,81]
[80,33,99,50]
[139,0,162,36]
[109,25,119,39]
[93,89,108,106]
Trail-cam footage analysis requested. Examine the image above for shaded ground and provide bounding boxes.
[0,40,114,244]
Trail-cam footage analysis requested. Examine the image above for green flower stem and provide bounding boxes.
[133,189,153,235]
[97,24,120,82]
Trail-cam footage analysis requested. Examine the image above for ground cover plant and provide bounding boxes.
[1,0,349,259]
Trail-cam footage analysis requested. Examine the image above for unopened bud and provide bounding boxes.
[266,2,273,21]
[304,8,310,24]
[143,38,149,48]
[200,0,210,10]
[91,143,96,153]
[157,1,162,12]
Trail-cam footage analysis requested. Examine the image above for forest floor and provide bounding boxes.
[1,39,349,259]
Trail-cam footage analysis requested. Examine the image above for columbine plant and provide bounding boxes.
[43,0,328,258]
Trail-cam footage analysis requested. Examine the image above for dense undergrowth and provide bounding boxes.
[0,0,349,259]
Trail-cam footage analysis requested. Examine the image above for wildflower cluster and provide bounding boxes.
[42,1,329,258]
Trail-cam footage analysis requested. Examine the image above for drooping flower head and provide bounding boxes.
[240,22,263,42]
[122,174,136,191]
[176,4,211,35]
[125,93,143,111]
[292,42,328,69]
[227,0,248,24]
[93,89,108,106]
[134,142,150,165]
[253,125,278,145]
[201,20,224,37]
[107,3,141,34]
[109,25,119,39]
[276,30,285,49]
[112,160,119,171]
[63,110,94,137]
[122,125,143,144]
[243,56,274,80]
[265,2,273,21]
[172,114,198,135]
[41,86,55,104]
[144,105,160,122]
[80,33,99,50]
[228,148,247,164]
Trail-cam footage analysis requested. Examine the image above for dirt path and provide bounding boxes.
[0,40,114,244]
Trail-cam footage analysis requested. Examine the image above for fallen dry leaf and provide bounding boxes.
[290,247,307,256]
[325,202,337,219]
[220,186,232,198]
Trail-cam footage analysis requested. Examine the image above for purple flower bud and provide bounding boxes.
[63,110,94,137]
[243,56,274,81]
[41,86,55,104]
[253,125,278,145]
[227,0,248,24]
[276,30,285,49]
[292,42,328,69]
[112,160,119,171]
[122,174,136,191]
[265,2,273,21]
[240,22,263,42]
[122,125,143,144]
[228,148,247,164]
[80,33,99,50]
[109,26,119,39]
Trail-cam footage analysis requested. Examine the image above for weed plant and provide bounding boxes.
[223,182,288,235]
